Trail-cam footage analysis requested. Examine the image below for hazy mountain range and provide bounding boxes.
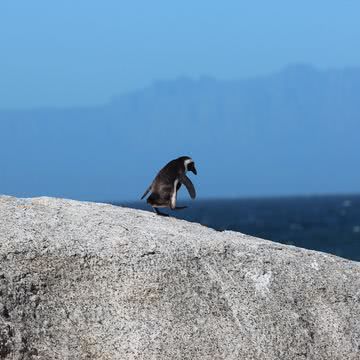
[1,64,359,201]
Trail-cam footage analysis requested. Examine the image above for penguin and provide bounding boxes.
[141,156,197,216]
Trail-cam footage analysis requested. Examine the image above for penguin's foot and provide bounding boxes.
[174,206,188,210]
[153,208,169,217]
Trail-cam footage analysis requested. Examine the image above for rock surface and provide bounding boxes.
[0,195,359,360]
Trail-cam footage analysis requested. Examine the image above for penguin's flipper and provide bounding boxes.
[174,206,188,210]
[141,185,152,199]
[180,175,196,199]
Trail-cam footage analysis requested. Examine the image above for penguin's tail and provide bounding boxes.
[141,185,151,200]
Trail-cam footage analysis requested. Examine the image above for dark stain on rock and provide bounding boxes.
[0,325,14,359]
[1,306,9,319]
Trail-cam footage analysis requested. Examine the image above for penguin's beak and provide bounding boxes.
[189,163,197,175]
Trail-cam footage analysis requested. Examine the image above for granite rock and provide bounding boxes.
[0,195,359,359]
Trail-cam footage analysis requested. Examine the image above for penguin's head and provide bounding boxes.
[183,157,197,175]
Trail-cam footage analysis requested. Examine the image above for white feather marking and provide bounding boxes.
[184,158,193,172]
[171,179,179,209]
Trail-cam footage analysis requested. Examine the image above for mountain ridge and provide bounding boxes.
[1,64,359,200]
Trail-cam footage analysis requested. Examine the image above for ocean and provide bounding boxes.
[114,194,360,262]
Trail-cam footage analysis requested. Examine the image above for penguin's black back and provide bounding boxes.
[149,157,186,197]
[157,157,186,180]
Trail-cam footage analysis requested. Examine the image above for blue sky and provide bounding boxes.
[1,1,360,109]
[1,1,360,201]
